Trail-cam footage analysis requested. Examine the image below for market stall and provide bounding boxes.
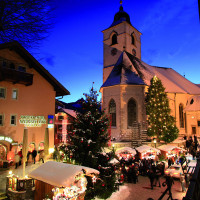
[29,161,99,200]
[157,144,186,159]
[136,145,160,160]
[115,147,136,161]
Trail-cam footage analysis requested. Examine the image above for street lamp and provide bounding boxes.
[153,138,157,148]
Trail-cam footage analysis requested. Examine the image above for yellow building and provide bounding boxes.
[100,4,200,146]
[0,41,69,162]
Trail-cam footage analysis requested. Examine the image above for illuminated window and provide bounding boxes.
[111,34,117,45]
[10,115,16,126]
[179,104,184,128]
[128,98,137,127]
[109,99,116,127]
[0,115,3,126]
[12,89,18,100]
[18,66,26,72]
[0,88,6,99]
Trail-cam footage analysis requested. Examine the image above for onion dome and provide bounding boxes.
[110,5,132,28]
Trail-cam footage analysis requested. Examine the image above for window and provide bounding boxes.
[131,35,135,45]
[12,89,18,100]
[198,121,200,127]
[0,88,6,99]
[10,115,16,126]
[0,115,3,126]
[18,66,26,72]
[128,98,137,127]
[58,115,64,120]
[109,99,116,127]
[2,60,7,67]
[58,125,62,130]
[9,63,15,70]
[111,34,117,45]
[179,104,184,128]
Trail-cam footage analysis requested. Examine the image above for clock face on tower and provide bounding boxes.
[111,48,117,56]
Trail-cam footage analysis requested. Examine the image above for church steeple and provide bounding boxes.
[102,2,142,83]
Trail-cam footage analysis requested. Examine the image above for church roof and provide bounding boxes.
[109,5,132,28]
[101,52,146,88]
[102,51,200,95]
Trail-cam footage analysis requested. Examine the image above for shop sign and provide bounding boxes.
[0,136,13,143]
[19,115,46,127]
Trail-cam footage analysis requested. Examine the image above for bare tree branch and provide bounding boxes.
[0,0,54,49]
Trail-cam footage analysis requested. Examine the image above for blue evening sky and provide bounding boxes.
[34,0,200,103]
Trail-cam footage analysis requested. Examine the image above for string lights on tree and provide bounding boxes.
[145,76,179,143]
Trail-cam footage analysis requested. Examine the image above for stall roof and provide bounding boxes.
[136,145,160,153]
[28,161,99,187]
[157,145,186,152]
[109,158,120,164]
[115,147,136,155]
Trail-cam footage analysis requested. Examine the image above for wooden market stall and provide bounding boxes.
[29,161,99,200]
[136,145,160,160]
[115,147,136,161]
[157,144,186,159]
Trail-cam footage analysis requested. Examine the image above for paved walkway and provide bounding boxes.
[0,162,186,200]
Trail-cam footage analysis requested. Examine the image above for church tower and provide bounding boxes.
[102,2,142,83]
[100,2,146,146]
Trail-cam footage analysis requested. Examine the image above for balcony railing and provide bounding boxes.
[0,67,33,86]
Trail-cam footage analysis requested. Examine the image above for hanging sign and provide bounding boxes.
[0,136,13,143]
[19,115,46,127]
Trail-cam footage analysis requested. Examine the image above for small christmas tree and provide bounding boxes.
[145,76,179,143]
[67,85,118,199]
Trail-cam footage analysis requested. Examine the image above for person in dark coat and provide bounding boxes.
[168,158,172,168]
[32,149,37,164]
[18,150,22,166]
[154,168,161,187]
[148,169,155,190]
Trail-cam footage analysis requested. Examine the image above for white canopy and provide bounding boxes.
[157,144,186,152]
[136,145,160,154]
[109,158,120,164]
[28,161,99,187]
[115,147,136,155]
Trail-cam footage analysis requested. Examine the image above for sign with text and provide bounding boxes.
[0,136,13,143]
[19,115,46,127]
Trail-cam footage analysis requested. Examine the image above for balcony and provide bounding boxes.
[0,66,33,86]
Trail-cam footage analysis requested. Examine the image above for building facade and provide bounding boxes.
[0,42,69,161]
[100,4,200,145]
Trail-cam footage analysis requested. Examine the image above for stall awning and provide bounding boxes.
[136,145,160,153]
[29,161,99,187]
[157,145,186,152]
[115,147,136,155]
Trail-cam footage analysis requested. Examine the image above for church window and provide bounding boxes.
[179,104,184,128]
[109,99,116,127]
[111,34,117,45]
[131,35,135,45]
[128,98,137,127]
[190,99,194,104]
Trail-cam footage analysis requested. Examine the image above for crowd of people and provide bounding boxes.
[14,149,45,169]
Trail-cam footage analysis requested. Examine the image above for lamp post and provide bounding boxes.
[153,138,157,148]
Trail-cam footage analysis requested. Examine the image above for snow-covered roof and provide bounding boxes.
[136,145,160,153]
[184,95,200,111]
[157,145,185,152]
[28,161,99,187]
[62,108,77,118]
[102,51,200,95]
[109,158,120,164]
[115,147,136,155]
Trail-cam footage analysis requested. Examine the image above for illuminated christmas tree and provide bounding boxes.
[67,86,118,199]
[145,76,179,143]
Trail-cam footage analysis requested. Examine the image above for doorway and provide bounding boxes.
[192,126,196,135]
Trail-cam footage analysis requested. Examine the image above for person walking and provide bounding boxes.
[39,150,45,163]
[32,149,37,164]
[148,169,155,190]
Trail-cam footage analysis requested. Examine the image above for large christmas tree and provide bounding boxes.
[145,76,179,143]
[66,86,118,199]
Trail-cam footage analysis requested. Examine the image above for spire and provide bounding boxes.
[120,0,122,5]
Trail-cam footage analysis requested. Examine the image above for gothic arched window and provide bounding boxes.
[109,99,116,127]
[111,34,117,45]
[131,35,135,45]
[179,104,184,128]
[128,98,137,127]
